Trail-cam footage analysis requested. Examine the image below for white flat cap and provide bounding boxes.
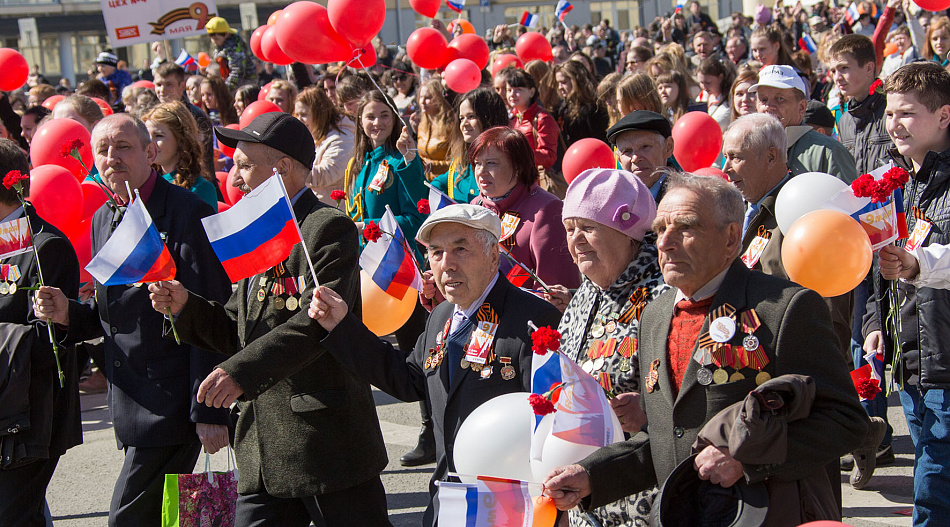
[415,204,502,245]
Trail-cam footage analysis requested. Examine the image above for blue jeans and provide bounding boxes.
[902,386,950,526]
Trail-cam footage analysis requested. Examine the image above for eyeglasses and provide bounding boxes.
[392,75,408,82]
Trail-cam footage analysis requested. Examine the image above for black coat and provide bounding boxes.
[324,275,562,526]
[64,175,231,448]
[0,204,80,466]
[173,191,389,498]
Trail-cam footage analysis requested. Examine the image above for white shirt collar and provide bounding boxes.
[673,266,731,305]
[450,273,499,332]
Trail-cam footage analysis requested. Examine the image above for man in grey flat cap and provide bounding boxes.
[308,203,562,527]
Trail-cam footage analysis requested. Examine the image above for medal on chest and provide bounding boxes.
[905,207,933,252]
[499,213,521,241]
[741,226,772,269]
[367,160,391,194]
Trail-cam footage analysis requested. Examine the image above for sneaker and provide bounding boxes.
[841,443,896,471]
[851,417,887,490]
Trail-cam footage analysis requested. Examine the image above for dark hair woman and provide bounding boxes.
[552,59,609,144]
[430,88,509,203]
[505,69,561,171]
[656,69,692,124]
[295,86,356,205]
[199,76,238,126]
[469,127,579,290]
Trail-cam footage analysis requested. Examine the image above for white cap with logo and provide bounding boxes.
[750,65,807,96]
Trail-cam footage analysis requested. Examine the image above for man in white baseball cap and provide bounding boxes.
[752,64,858,183]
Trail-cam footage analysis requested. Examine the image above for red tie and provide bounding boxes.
[666,297,714,394]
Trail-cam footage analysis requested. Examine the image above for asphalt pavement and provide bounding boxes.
[47,390,914,526]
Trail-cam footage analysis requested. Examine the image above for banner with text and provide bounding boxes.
[101,0,218,48]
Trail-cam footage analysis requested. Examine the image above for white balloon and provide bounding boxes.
[530,406,624,481]
[453,392,537,482]
[774,172,849,234]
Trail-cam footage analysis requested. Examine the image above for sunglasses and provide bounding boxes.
[392,75,408,82]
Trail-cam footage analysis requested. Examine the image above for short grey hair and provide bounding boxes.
[724,113,787,165]
[92,113,152,148]
[664,171,745,230]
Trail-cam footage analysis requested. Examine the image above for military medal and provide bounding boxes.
[591,323,605,339]
[259,276,268,287]
[645,359,660,393]
[582,360,594,374]
[619,358,631,372]
[460,358,470,369]
[499,357,515,380]
[286,296,299,311]
[480,365,492,379]
[743,334,759,351]
[8,282,16,295]
[697,367,713,386]
[755,371,772,385]
[709,316,736,343]
[729,371,745,382]
[471,363,483,373]
[593,357,605,371]
[712,368,729,384]
[0,282,8,295]
[273,297,285,310]
[256,288,266,302]
[605,320,617,335]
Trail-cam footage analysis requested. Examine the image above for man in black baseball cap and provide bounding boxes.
[606,110,675,202]
[150,112,392,525]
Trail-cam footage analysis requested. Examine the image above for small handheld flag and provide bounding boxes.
[86,194,176,286]
[175,50,199,74]
[555,0,573,22]
[843,2,860,25]
[520,11,540,29]
[424,182,457,212]
[675,0,685,13]
[798,33,818,54]
[437,477,535,526]
[446,0,465,13]
[202,174,301,283]
[359,206,423,300]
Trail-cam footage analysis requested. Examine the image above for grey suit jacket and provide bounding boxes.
[580,259,867,510]
[324,274,562,527]
[174,191,388,498]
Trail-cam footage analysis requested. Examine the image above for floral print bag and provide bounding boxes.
[161,448,239,527]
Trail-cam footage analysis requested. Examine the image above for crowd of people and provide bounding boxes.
[3,0,950,525]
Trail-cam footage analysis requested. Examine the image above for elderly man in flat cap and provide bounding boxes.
[606,110,676,203]
[148,112,390,526]
[308,203,562,527]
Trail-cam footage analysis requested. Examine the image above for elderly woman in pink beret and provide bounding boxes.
[548,168,669,527]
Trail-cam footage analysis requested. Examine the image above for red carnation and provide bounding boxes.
[363,221,382,243]
[869,78,883,96]
[883,166,909,188]
[531,326,561,355]
[417,199,430,215]
[3,170,27,190]
[330,190,346,202]
[60,138,84,159]
[855,377,882,400]
[851,174,875,197]
[528,393,556,416]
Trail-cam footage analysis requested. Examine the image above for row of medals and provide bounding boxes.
[581,313,633,375]
[0,282,18,295]
[425,332,517,381]
[696,333,772,386]
[256,276,300,311]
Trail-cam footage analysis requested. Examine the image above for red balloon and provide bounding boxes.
[261,26,294,66]
[28,165,83,235]
[672,111,723,172]
[217,201,232,213]
[491,54,524,77]
[448,34,490,70]
[562,138,616,184]
[225,174,245,206]
[91,97,113,116]
[30,119,94,181]
[41,95,65,111]
[409,0,440,17]
[130,80,155,90]
[250,26,269,62]
[217,124,240,158]
[80,180,110,219]
[327,0,386,48]
[258,81,272,102]
[515,32,553,63]
[68,218,92,284]
[239,101,283,128]
[215,171,230,200]
[0,48,29,91]
[407,28,449,70]
[913,0,950,11]
[350,43,377,68]
[276,2,353,65]
[694,166,728,179]
[443,59,483,94]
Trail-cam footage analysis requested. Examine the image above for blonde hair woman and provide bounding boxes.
[617,72,663,116]
[416,77,462,179]
[294,86,356,206]
[142,101,219,209]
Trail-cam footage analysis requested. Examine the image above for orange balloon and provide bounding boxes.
[197,52,211,68]
[360,270,417,336]
[448,19,476,35]
[883,42,898,56]
[781,209,872,297]
[267,9,283,25]
[531,496,558,527]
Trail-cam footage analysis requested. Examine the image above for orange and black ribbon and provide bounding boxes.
[149,2,215,35]
[500,211,520,249]
[618,286,650,324]
[756,225,771,240]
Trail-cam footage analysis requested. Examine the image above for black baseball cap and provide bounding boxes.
[607,110,673,146]
[803,100,836,130]
[215,113,316,168]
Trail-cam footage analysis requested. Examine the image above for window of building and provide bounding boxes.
[590,1,639,31]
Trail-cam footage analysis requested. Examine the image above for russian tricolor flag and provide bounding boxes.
[359,206,423,300]
[520,11,539,28]
[202,175,301,283]
[844,2,860,25]
[86,194,176,286]
[447,0,465,13]
[675,0,685,13]
[175,50,198,74]
[425,182,456,212]
[556,0,573,21]
[799,33,818,54]
[437,477,534,526]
